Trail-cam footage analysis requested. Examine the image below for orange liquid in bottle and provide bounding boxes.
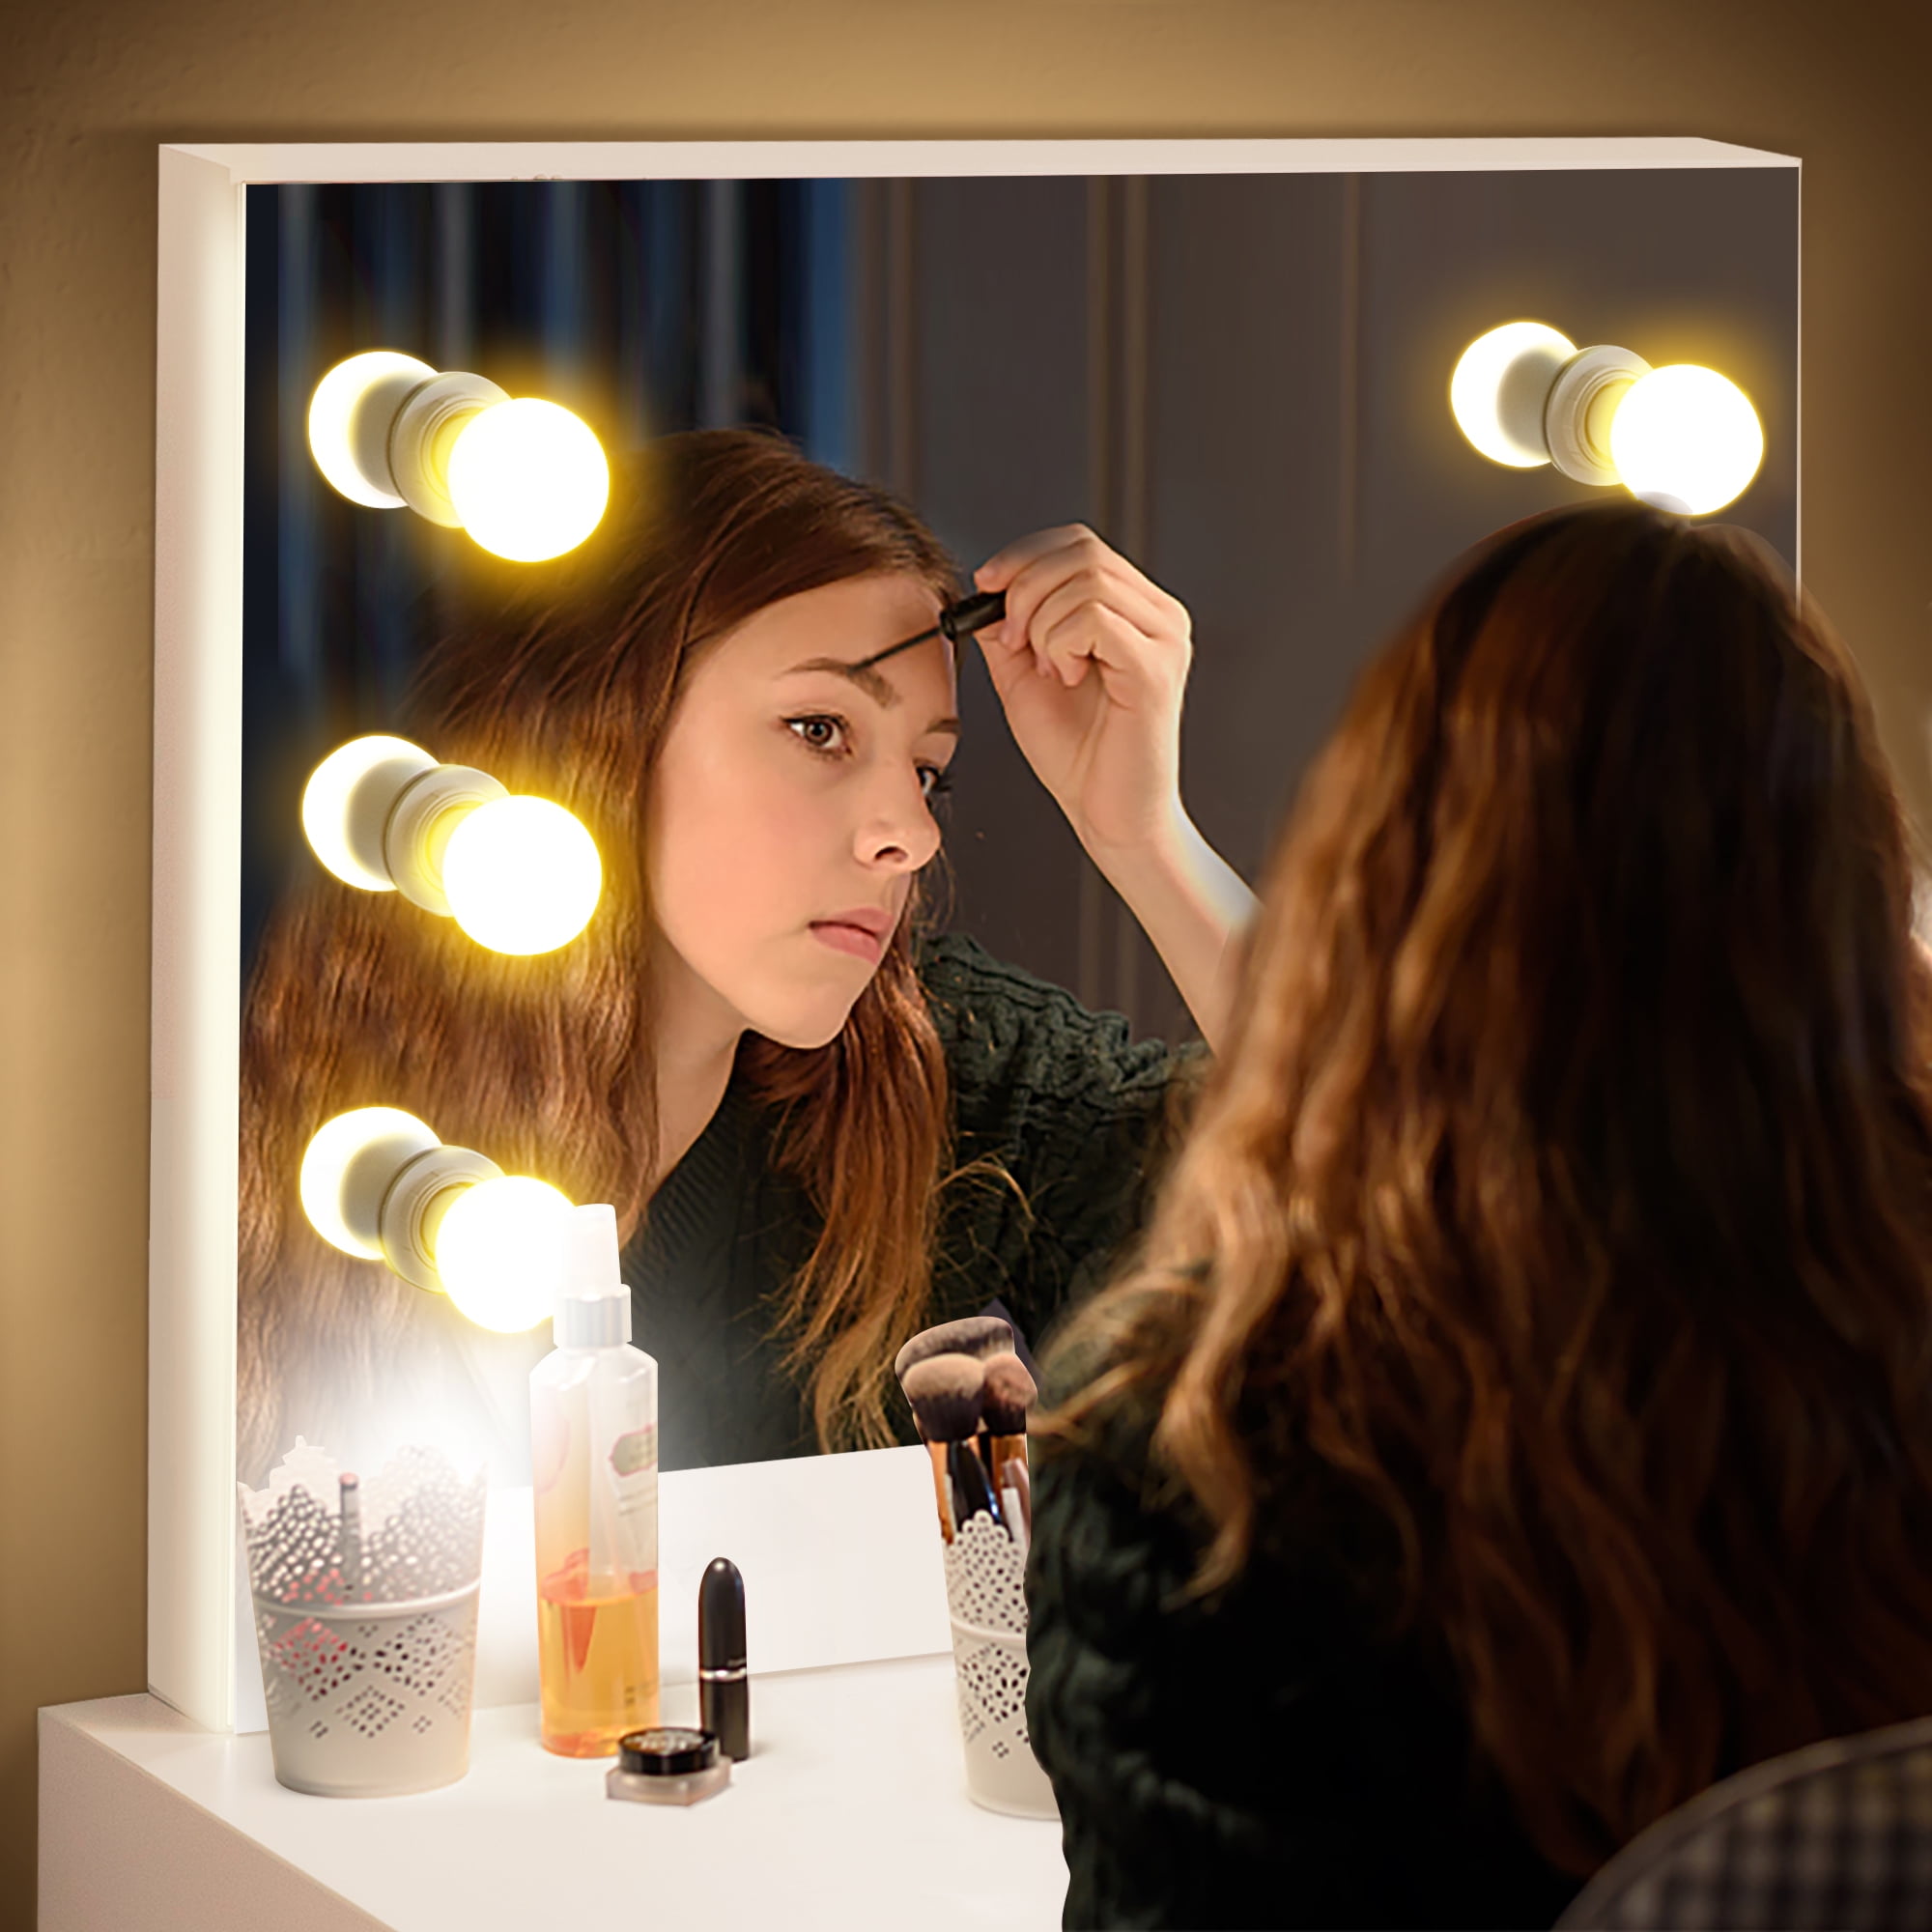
[537,1549,661,1756]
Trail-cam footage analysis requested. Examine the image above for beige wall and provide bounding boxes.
[4,0,1929,1912]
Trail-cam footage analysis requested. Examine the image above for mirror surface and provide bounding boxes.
[239,165,1798,1479]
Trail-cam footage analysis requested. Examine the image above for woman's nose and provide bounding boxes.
[856,763,943,872]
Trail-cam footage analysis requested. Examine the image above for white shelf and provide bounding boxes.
[42,1653,1065,1931]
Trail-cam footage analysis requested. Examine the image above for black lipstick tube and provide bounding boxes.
[698,1557,751,1761]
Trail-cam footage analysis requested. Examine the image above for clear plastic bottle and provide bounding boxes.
[530,1203,660,1756]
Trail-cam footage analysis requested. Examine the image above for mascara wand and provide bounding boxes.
[856,591,1009,671]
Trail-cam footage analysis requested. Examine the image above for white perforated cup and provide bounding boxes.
[940,1513,1058,1819]
[239,1440,487,1797]
[250,1587,481,1796]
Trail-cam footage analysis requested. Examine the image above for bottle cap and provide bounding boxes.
[698,1557,747,1671]
[554,1202,631,1349]
[617,1726,720,1776]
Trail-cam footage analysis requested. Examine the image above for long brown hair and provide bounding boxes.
[1050,501,1932,1873]
[240,429,961,1480]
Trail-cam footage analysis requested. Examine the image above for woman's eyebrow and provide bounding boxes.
[780,656,960,736]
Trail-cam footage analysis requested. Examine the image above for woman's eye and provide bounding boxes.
[921,765,955,802]
[786,715,848,754]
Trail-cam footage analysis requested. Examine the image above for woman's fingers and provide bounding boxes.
[1037,602,1177,706]
[975,526,1189,681]
[1028,568,1175,692]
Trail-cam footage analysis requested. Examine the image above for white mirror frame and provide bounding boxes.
[153,133,1796,1731]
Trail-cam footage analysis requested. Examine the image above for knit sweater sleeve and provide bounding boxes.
[917,931,1206,1354]
[1023,1400,1586,1931]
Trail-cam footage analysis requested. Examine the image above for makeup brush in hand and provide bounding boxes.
[980,1353,1037,1549]
[894,1314,1013,1387]
[901,1352,987,1545]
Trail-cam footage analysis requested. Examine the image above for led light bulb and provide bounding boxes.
[1608,364,1764,516]
[301,735,438,892]
[307,352,438,507]
[1450,323,1577,468]
[445,399,611,562]
[299,1107,440,1258]
[440,795,603,954]
[432,1176,576,1331]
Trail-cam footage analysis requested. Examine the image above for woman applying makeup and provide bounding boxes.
[236,428,1255,1481]
[1024,502,1932,1928]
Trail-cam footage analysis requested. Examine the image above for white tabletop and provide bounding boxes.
[41,1653,1067,1931]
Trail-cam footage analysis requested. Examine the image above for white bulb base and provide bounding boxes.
[1545,345,1652,487]
[384,764,510,916]
[299,1107,441,1260]
[386,371,511,526]
[307,352,438,509]
[378,1144,506,1293]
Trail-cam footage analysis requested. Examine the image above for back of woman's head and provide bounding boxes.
[240,430,960,1478]
[1067,499,1932,1872]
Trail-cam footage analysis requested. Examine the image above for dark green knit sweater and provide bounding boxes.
[1025,1390,1585,1931]
[624,932,1199,1470]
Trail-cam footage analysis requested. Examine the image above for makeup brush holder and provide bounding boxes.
[940,1513,1058,1819]
[239,1439,488,1797]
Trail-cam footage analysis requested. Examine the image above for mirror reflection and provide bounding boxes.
[237,167,1797,1481]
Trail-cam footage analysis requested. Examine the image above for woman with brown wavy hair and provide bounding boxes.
[1024,500,1932,1929]
[239,428,1250,1484]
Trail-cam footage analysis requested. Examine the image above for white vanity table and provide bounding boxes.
[41,1652,1066,1931]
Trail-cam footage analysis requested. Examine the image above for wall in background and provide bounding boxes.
[2,0,1928,1913]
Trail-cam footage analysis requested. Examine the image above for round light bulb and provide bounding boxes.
[307,351,436,507]
[1450,322,1578,468]
[440,795,603,955]
[433,1175,576,1331]
[444,399,610,562]
[300,1107,439,1259]
[1608,364,1764,516]
[301,735,437,892]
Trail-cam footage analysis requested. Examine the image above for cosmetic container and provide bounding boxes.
[698,1557,751,1760]
[531,1205,660,1756]
[605,1727,731,1806]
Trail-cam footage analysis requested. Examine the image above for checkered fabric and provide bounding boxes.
[1556,1716,1932,1930]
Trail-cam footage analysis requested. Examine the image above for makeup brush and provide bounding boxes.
[948,1435,1003,1537]
[901,1352,987,1545]
[980,1352,1037,1547]
[1001,1454,1032,1554]
[894,1315,1014,1388]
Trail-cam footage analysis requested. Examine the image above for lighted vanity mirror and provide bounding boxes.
[154,138,1798,1731]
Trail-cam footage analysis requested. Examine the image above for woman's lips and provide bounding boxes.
[810,922,886,962]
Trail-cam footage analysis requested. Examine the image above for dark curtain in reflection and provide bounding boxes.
[240,180,856,980]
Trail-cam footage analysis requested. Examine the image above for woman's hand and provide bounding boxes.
[971,526,1257,1053]
[971,526,1192,860]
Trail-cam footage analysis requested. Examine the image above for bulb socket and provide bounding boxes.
[377,1145,505,1293]
[387,372,510,526]
[1546,345,1652,487]
[383,764,510,915]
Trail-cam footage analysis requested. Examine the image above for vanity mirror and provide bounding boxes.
[154,136,1798,1732]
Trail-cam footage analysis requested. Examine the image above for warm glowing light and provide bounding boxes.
[1608,364,1765,516]
[433,1176,576,1331]
[306,352,435,507]
[299,1108,439,1259]
[445,399,610,561]
[1449,322,1577,468]
[301,735,436,892]
[440,795,602,954]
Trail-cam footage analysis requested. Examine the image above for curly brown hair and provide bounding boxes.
[1048,500,1932,1874]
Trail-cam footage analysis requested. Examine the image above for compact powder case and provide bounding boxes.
[605,1726,732,1806]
